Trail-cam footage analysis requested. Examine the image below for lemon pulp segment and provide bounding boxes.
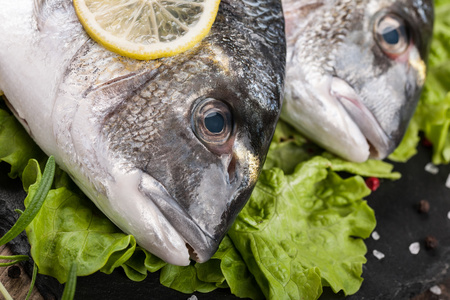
[73,0,221,60]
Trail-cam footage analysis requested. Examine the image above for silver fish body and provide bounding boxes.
[0,0,285,265]
[281,0,433,162]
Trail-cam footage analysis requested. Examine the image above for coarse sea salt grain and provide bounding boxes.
[372,231,380,240]
[187,296,198,300]
[448,211,450,220]
[446,174,450,189]
[409,242,420,255]
[425,162,439,175]
[373,249,385,260]
[430,285,442,295]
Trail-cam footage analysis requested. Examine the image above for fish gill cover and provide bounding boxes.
[0,1,450,299]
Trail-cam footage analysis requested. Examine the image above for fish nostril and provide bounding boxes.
[227,155,237,184]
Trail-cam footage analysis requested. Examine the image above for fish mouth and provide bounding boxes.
[330,77,394,160]
[139,172,217,263]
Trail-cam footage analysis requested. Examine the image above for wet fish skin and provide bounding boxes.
[0,0,285,265]
[281,0,434,162]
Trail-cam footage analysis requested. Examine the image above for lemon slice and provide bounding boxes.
[73,0,221,60]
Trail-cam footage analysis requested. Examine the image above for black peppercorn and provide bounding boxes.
[418,200,430,214]
[425,236,439,250]
[7,265,21,279]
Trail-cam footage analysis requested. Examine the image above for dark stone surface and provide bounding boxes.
[1,142,450,299]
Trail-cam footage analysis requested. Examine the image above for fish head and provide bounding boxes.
[282,0,434,162]
[68,1,286,265]
[2,0,285,266]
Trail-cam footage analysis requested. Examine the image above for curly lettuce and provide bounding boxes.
[229,157,376,299]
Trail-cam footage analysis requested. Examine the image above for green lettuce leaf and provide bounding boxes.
[203,236,264,299]
[0,103,45,178]
[23,161,137,283]
[228,157,376,299]
[267,120,401,180]
[121,247,167,281]
[154,236,264,299]
[159,264,218,294]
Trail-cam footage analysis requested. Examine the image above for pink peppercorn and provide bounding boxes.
[421,137,433,147]
[365,177,380,191]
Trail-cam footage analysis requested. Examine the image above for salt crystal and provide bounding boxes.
[187,296,198,300]
[372,231,380,240]
[373,249,385,260]
[448,211,450,220]
[430,285,442,295]
[425,162,439,175]
[409,242,420,255]
[446,174,450,189]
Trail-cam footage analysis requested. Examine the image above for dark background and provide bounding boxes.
[1,141,449,299]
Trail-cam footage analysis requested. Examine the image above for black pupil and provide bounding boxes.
[382,26,401,45]
[204,112,225,133]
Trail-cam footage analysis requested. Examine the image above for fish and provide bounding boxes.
[0,0,285,265]
[281,0,434,162]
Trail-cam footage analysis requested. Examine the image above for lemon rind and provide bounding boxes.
[73,0,220,60]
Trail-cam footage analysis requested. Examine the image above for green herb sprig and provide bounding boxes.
[0,255,28,267]
[0,156,55,246]
[0,156,56,300]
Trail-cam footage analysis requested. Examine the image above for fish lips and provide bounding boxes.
[139,161,253,264]
[139,173,213,263]
[330,77,395,160]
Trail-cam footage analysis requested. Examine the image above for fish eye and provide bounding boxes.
[192,98,233,145]
[375,14,410,56]
[204,111,225,133]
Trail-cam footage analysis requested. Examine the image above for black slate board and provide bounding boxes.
[1,142,450,300]
[323,142,450,300]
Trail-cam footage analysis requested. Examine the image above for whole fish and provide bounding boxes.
[0,0,285,265]
[281,0,433,162]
